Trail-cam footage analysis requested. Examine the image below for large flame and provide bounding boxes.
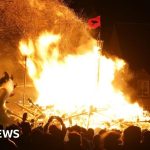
[19,31,148,129]
[17,0,150,129]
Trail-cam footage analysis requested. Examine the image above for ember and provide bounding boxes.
[18,0,149,129]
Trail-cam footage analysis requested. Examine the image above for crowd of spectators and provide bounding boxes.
[1,72,149,150]
[0,113,150,150]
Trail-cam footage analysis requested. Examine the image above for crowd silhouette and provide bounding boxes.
[0,112,150,150]
[0,72,150,150]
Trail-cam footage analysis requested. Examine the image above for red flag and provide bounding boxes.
[88,16,101,29]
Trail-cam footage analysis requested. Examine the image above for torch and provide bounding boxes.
[19,41,31,106]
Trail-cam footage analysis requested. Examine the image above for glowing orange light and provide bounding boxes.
[19,31,147,129]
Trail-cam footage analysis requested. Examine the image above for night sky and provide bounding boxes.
[64,0,150,72]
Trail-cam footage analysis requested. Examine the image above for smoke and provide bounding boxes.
[113,63,137,103]
[0,0,94,56]
[103,52,138,103]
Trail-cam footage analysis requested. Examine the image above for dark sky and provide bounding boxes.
[64,0,150,72]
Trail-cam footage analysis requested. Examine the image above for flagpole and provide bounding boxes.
[87,15,102,128]
[97,32,100,86]
[97,30,103,87]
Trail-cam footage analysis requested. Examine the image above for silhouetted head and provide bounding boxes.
[49,125,61,136]
[99,129,107,136]
[123,126,141,145]
[142,130,150,143]
[103,131,121,150]
[70,125,81,133]
[93,134,102,150]
[21,122,31,135]
[68,132,81,146]
[22,113,28,122]
[86,128,94,140]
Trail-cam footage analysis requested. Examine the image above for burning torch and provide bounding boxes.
[19,41,31,106]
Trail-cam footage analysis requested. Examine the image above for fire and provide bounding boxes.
[19,31,148,129]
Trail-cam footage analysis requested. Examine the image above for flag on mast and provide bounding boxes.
[88,16,101,29]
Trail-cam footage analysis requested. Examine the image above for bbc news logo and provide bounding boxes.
[0,130,20,138]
